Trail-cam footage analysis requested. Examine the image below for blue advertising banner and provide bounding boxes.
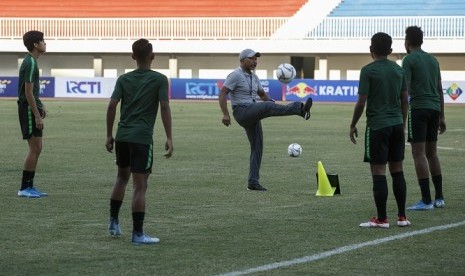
[0,77,18,97]
[2,76,463,104]
[170,78,283,100]
[40,77,55,98]
[283,79,359,102]
[0,77,55,98]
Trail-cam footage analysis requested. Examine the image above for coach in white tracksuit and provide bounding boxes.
[219,48,313,191]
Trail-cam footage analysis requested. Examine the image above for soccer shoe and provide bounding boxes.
[303,97,313,120]
[407,200,434,211]
[30,187,48,196]
[132,233,160,245]
[17,187,41,198]
[247,184,267,191]
[359,217,389,228]
[108,218,122,236]
[434,199,445,208]
[397,216,411,227]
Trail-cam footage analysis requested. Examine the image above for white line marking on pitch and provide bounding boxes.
[437,146,465,151]
[215,220,465,276]
[405,144,465,151]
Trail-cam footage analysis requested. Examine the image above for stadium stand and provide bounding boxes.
[330,0,465,16]
[1,0,465,80]
[0,0,308,17]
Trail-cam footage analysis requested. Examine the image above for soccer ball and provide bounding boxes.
[287,143,302,157]
[276,63,296,83]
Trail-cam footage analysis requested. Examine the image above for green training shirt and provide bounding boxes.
[111,69,169,145]
[402,49,441,111]
[358,59,407,131]
[18,53,43,108]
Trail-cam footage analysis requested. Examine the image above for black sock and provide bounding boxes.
[21,170,34,190]
[432,174,443,200]
[132,212,145,234]
[372,175,388,221]
[391,171,407,217]
[418,178,431,204]
[110,199,123,220]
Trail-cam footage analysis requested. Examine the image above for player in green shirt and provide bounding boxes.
[17,30,48,198]
[402,26,446,211]
[105,39,173,244]
[350,32,410,228]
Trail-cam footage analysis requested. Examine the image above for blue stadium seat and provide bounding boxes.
[330,0,465,16]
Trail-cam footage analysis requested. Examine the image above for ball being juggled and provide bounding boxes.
[276,63,296,83]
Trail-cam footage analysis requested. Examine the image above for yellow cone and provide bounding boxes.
[316,161,336,196]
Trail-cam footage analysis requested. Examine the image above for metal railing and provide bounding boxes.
[0,17,288,40]
[307,16,465,39]
[1,16,465,40]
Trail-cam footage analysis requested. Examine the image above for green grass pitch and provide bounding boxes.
[1,99,464,275]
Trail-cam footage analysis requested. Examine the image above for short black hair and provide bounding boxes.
[370,32,392,56]
[405,26,423,47]
[23,30,44,52]
[132,39,153,60]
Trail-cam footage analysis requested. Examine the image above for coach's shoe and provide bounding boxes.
[407,200,434,211]
[302,97,313,120]
[30,187,48,197]
[132,232,160,245]
[397,216,411,227]
[17,187,41,198]
[247,183,267,191]
[434,199,445,208]
[108,218,122,236]
[359,217,389,228]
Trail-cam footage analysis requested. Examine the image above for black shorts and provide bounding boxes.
[18,101,43,140]
[364,124,405,165]
[115,141,153,174]
[408,108,440,143]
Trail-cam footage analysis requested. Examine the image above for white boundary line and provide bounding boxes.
[216,220,465,276]
[404,143,465,151]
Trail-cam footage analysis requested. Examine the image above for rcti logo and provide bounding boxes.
[446,83,462,101]
[0,79,12,94]
[286,82,316,98]
[66,81,101,94]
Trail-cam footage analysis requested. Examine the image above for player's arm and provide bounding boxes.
[400,88,409,128]
[105,98,119,153]
[400,74,409,128]
[160,100,173,158]
[219,86,231,126]
[349,94,367,144]
[257,88,274,102]
[24,82,43,130]
[438,80,446,134]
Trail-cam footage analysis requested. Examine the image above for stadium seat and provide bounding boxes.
[329,0,465,16]
[0,0,308,17]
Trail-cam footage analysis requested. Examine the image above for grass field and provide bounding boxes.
[1,99,464,275]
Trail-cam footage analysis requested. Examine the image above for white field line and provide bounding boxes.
[404,143,465,151]
[215,220,465,276]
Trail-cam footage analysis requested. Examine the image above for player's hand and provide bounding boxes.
[106,137,114,153]
[222,114,231,126]
[349,126,358,144]
[35,117,44,130]
[164,139,173,158]
[439,118,446,134]
[40,107,47,119]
